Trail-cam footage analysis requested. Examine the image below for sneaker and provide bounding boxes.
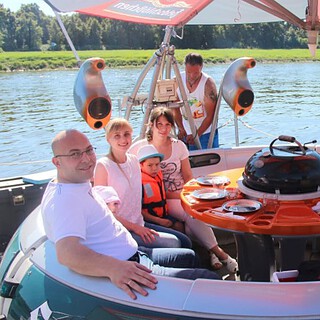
[210,253,223,269]
[221,255,238,273]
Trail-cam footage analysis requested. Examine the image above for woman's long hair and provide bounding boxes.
[146,107,175,141]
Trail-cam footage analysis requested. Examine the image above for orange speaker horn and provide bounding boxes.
[221,57,256,116]
[73,58,112,129]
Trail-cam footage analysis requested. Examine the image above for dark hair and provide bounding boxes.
[146,107,175,141]
[184,53,203,66]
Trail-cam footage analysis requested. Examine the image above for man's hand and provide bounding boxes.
[109,260,158,300]
[56,237,158,300]
[186,134,195,145]
[178,127,187,140]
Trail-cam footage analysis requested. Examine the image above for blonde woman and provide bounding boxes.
[129,107,238,272]
[94,118,191,249]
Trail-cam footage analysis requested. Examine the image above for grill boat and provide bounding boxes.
[1,1,320,319]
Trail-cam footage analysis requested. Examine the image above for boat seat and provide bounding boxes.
[22,170,56,185]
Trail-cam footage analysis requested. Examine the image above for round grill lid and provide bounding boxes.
[242,136,320,194]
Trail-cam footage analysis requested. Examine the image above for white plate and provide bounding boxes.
[191,188,228,200]
[196,175,230,186]
[222,199,262,213]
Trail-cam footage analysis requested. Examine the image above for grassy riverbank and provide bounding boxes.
[0,48,318,72]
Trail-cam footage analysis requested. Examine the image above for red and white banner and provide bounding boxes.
[76,0,212,26]
[44,0,212,25]
[44,0,318,28]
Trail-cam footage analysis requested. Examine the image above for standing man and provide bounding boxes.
[41,129,220,300]
[174,53,219,150]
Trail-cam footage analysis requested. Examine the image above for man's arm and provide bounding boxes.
[56,237,157,300]
[172,108,187,140]
[197,77,218,137]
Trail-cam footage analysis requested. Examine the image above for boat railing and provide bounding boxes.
[122,26,202,148]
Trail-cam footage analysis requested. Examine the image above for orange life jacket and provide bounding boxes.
[141,171,167,218]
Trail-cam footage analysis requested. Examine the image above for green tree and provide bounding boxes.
[15,16,42,50]
[15,4,43,50]
[100,18,111,49]
[103,20,129,49]
[48,18,64,50]
[65,14,89,50]
[0,5,17,51]
[86,18,102,49]
[3,13,17,51]
[0,4,5,49]
[0,2,311,52]
[284,24,306,48]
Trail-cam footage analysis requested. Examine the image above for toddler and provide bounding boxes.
[138,144,185,233]
[93,185,121,214]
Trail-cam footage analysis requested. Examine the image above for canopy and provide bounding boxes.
[44,0,319,29]
[44,0,320,55]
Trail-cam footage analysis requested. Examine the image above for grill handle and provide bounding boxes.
[270,135,306,155]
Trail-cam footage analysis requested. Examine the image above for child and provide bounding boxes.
[138,145,185,234]
[93,185,121,214]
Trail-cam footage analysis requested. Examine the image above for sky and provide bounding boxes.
[1,0,53,15]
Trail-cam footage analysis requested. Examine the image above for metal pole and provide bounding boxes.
[124,54,157,120]
[54,11,81,66]
[128,26,172,138]
[140,52,164,137]
[124,26,173,129]
[234,113,240,146]
[207,89,222,148]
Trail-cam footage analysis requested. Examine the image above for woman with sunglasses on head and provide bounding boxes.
[129,107,238,272]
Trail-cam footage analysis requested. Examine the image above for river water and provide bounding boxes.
[1,61,320,179]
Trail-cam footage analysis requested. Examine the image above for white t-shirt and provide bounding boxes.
[129,138,189,192]
[96,154,144,226]
[41,181,137,260]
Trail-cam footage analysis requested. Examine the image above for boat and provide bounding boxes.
[1,1,320,319]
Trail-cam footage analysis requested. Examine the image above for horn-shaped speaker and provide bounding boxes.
[221,57,256,116]
[73,58,112,129]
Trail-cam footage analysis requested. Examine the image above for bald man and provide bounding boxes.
[41,130,220,299]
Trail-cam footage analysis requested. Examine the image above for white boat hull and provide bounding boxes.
[1,146,320,319]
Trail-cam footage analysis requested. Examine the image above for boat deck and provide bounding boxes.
[1,228,319,280]
[194,229,320,281]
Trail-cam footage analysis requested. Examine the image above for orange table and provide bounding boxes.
[181,168,320,236]
[181,168,320,280]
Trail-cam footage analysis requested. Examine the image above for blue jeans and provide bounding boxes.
[188,130,219,150]
[138,248,221,280]
[131,227,182,248]
[145,222,192,248]
[139,246,197,268]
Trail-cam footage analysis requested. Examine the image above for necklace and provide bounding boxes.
[109,151,131,187]
[187,76,201,89]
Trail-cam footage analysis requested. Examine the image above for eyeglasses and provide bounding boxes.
[54,147,96,160]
